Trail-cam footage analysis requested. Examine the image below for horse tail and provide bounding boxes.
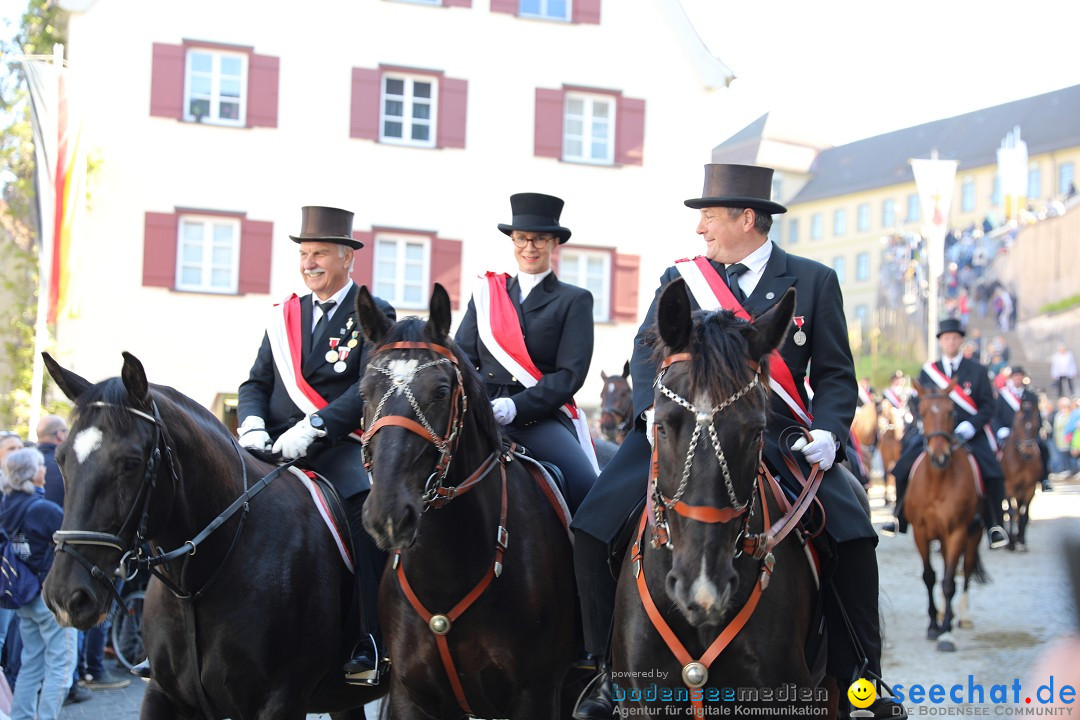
[970,551,991,585]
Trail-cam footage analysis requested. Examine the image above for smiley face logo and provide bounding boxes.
[848,678,877,709]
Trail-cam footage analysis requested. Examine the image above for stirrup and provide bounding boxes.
[987,526,1009,549]
[879,520,898,537]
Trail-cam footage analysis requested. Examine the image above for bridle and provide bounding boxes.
[920,390,963,459]
[1012,404,1040,459]
[600,378,633,440]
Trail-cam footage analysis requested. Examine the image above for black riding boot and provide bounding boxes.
[880,474,909,536]
[342,491,387,685]
[573,530,617,720]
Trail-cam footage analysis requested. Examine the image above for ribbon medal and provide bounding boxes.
[325,337,341,364]
[334,347,352,373]
[792,316,806,346]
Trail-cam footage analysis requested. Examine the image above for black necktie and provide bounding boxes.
[313,300,336,337]
[726,263,749,303]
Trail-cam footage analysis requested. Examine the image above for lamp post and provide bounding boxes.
[910,151,957,359]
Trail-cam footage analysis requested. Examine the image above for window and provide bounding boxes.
[833,208,846,237]
[882,199,897,228]
[788,218,799,245]
[564,92,614,164]
[991,175,1001,207]
[856,252,870,282]
[854,304,869,329]
[374,234,430,308]
[380,74,437,147]
[184,50,246,125]
[520,0,569,20]
[1059,162,1075,195]
[175,216,240,292]
[1028,165,1042,200]
[961,177,976,212]
[560,250,610,321]
[906,193,920,223]
[151,43,278,127]
[857,203,870,232]
[810,213,823,241]
[832,256,846,283]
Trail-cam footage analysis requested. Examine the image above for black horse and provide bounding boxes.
[41,352,384,720]
[599,361,633,444]
[612,280,833,715]
[356,284,578,719]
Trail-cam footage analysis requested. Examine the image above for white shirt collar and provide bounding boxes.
[313,280,354,322]
[728,240,773,297]
[517,270,552,302]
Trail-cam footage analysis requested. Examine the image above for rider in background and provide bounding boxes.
[992,366,1052,492]
[882,318,1009,548]
[454,192,599,513]
[571,164,899,720]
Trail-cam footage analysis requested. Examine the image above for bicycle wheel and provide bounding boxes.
[110,589,146,671]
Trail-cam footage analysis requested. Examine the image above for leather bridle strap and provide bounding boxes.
[376,340,459,363]
[393,463,509,716]
[426,451,501,508]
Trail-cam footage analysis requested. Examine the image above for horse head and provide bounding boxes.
[913,380,957,470]
[599,361,632,442]
[357,284,500,551]
[649,278,794,627]
[1013,398,1040,459]
[40,352,182,629]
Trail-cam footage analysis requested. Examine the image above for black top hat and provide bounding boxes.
[684,164,787,215]
[497,193,572,244]
[289,206,363,249]
[936,318,966,338]
[1009,365,1027,376]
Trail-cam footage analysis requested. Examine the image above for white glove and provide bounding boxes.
[955,420,976,441]
[238,416,271,451]
[272,416,326,459]
[996,427,1011,441]
[491,398,517,426]
[791,429,838,470]
[644,408,656,448]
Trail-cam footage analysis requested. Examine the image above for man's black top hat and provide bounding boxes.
[497,193,572,244]
[936,318,966,338]
[1010,365,1027,376]
[289,206,363,249]
[684,164,787,215]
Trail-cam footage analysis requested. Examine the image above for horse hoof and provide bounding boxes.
[1017,543,1028,553]
[958,619,974,629]
[937,633,956,652]
[927,628,941,641]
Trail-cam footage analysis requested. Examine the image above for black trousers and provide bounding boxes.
[508,416,598,513]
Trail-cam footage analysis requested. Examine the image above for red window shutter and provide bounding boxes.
[351,232,376,290]
[143,212,179,288]
[238,219,273,294]
[616,96,645,166]
[247,54,280,128]
[534,88,564,159]
[572,0,602,24]
[150,43,185,119]
[350,68,382,140]
[430,236,463,310]
[443,0,472,6]
[437,78,468,149]
[490,0,518,14]
[611,252,640,322]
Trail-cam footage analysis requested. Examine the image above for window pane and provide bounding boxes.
[404,285,422,304]
[220,56,242,77]
[212,246,232,265]
[593,101,609,119]
[565,117,583,136]
[181,267,201,285]
[385,78,404,96]
[412,103,431,120]
[565,138,582,157]
[182,243,202,263]
[213,224,233,243]
[220,77,241,99]
[411,125,429,141]
[384,121,402,138]
[405,243,423,261]
[219,101,239,120]
[590,141,607,160]
[182,222,203,242]
[190,75,212,96]
[190,53,212,73]
[548,0,567,17]
[591,120,608,140]
[375,282,395,298]
[376,261,397,278]
[210,269,231,287]
[521,0,541,13]
[384,99,403,118]
[413,82,431,99]
[566,97,583,115]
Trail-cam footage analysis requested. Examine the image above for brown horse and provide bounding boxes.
[612,281,834,716]
[905,380,988,652]
[850,395,878,483]
[877,401,906,504]
[1001,397,1042,551]
[599,361,633,444]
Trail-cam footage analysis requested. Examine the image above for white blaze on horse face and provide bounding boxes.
[690,555,723,611]
[73,426,104,464]
[386,359,419,395]
[607,382,616,394]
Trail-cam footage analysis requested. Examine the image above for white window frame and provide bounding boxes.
[857,203,870,232]
[184,49,248,126]
[175,215,240,294]
[833,208,846,237]
[832,256,846,283]
[373,233,431,309]
[559,249,611,321]
[882,199,897,228]
[379,73,438,148]
[1028,165,1041,200]
[563,92,615,165]
[519,0,571,21]
[906,193,920,223]
[961,177,976,212]
[856,252,870,282]
[1058,162,1074,195]
[810,213,823,241]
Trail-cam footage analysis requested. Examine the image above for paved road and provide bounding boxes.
[58,475,1080,719]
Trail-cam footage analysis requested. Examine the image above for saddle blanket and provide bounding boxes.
[288,467,355,574]
[514,452,574,543]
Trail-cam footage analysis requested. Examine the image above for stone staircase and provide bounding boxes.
[967,314,1053,393]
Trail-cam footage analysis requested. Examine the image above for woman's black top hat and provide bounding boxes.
[497,193,572,244]
[936,318,966,338]
[289,206,363,249]
[684,164,787,215]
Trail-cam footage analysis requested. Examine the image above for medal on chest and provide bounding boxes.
[325,337,341,364]
[792,316,806,346]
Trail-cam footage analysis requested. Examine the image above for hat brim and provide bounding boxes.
[684,196,787,215]
[290,235,364,249]
[935,328,966,338]
[497,223,572,244]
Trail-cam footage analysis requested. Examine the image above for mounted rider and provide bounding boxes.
[992,366,1052,492]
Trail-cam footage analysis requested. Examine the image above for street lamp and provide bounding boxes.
[910,150,958,360]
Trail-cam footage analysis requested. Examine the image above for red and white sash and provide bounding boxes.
[472,273,600,473]
[266,294,362,441]
[1001,386,1021,413]
[675,257,813,427]
[857,383,874,407]
[883,387,904,410]
[921,361,996,450]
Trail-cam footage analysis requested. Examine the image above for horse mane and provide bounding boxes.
[374,317,503,452]
[650,309,767,403]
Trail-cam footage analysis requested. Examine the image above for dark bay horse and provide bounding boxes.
[877,401,906,505]
[599,361,633,444]
[905,381,988,652]
[1001,397,1042,551]
[612,280,832,715]
[41,352,384,720]
[355,284,577,719]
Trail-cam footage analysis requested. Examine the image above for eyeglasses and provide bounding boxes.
[511,234,555,249]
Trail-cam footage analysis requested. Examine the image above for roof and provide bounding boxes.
[780,84,1080,204]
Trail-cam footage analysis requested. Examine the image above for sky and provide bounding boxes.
[679,0,1080,147]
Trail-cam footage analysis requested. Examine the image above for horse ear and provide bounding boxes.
[622,360,630,378]
[912,379,926,396]
[657,278,693,352]
[42,352,92,402]
[743,287,796,362]
[600,370,609,382]
[356,285,392,345]
[426,283,451,342]
[120,352,150,406]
